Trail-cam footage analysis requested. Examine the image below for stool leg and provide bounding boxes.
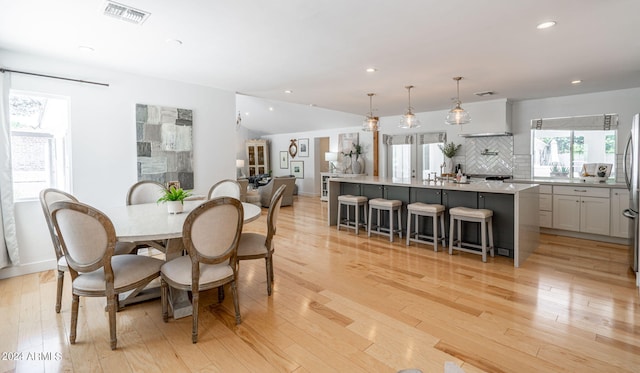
[448,215,454,255]
[337,203,342,231]
[439,213,446,248]
[480,220,487,263]
[431,214,438,252]
[388,210,393,242]
[488,217,495,257]
[456,219,462,250]
[363,203,368,231]
[377,209,381,234]
[355,204,360,235]
[367,205,373,237]
[406,211,412,246]
[397,208,402,240]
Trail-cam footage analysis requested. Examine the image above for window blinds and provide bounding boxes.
[531,114,618,130]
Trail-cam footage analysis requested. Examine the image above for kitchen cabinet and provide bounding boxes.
[610,188,631,238]
[552,186,610,235]
[479,192,514,257]
[246,139,269,177]
[538,185,553,228]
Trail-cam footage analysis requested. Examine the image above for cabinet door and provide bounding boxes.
[479,192,514,257]
[553,195,580,232]
[611,189,630,238]
[581,197,610,236]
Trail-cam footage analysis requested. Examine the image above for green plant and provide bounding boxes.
[342,143,363,160]
[438,142,461,158]
[157,186,192,204]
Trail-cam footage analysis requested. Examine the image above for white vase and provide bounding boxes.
[352,158,362,174]
[167,201,184,214]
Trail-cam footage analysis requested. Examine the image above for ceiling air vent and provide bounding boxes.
[103,1,151,25]
[474,91,495,97]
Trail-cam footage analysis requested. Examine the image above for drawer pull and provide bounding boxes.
[573,189,588,192]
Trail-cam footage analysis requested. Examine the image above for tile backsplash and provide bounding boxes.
[463,136,514,175]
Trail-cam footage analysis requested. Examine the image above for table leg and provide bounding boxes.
[165,237,193,319]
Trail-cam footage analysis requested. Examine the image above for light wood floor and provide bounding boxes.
[1,195,639,372]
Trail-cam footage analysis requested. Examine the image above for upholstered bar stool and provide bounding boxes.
[367,198,402,242]
[448,207,494,262]
[406,202,446,251]
[337,195,368,235]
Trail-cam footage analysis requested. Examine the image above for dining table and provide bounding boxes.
[103,199,262,318]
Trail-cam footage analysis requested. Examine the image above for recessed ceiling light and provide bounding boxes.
[284,90,293,94]
[536,21,557,29]
[571,79,582,85]
[165,38,183,46]
[78,45,95,52]
[366,67,377,73]
[268,107,274,111]
[244,112,250,116]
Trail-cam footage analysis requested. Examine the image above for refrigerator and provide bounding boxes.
[623,113,640,272]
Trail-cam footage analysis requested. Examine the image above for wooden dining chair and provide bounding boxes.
[237,184,286,295]
[50,200,164,350]
[160,197,244,343]
[126,180,169,252]
[207,179,241,200]
[39,188,136,313]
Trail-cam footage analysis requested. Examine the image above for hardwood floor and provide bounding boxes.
[1,195,639,372]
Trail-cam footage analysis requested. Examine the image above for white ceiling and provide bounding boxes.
[1,0,639,134]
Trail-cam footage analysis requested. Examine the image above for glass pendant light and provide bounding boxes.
[399,85,421,129]
[445,77,471,125]
[362,93,380,132]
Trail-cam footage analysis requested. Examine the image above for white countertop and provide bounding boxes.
[330,176,538,194]
[511,178,626,189]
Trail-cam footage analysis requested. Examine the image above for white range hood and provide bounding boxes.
[456,98,512,138]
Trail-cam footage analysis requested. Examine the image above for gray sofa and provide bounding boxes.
[259,176,296,207]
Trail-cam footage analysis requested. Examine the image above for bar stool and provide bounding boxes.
[406,202,446,251]
[368,198,402,242]
[448,207,494,262]
[337,195,368,235]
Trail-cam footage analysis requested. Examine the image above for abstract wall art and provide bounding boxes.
[135,104,194,189]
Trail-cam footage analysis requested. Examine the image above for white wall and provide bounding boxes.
[0,50,237,278]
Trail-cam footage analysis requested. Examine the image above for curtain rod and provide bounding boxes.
[0,67,109,87]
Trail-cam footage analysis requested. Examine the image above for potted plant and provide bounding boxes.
[438,141,461,174]
[157,185,192,214]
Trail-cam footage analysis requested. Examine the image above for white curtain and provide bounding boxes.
[0,72,20,268]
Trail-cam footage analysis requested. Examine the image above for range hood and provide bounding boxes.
[455,99,513,138]
[459,132,512,138]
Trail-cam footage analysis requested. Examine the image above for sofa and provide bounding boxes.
[258,176,296,207]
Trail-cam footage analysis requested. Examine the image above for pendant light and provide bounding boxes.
[399,85,421,129]
[445,77,471,125]
[362,93,380,132]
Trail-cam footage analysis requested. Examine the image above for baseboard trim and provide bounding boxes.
[0,259,56,280]
[540,228,630,245]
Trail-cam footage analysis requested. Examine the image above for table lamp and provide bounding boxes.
[236,159,245,178]
[325,152,338,173]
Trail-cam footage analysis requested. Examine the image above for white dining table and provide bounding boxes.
[103,200,261,317]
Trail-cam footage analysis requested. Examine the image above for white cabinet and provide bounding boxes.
[539,185,553,228]
[552,186,610,235]
[610,188,631,238]
[320,173,365,201]
[246,139,269,177]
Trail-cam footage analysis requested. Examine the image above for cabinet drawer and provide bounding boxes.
[539,185,552,194]
[539,194,552,211]
[539,211,552,228]
[553,185,610,198]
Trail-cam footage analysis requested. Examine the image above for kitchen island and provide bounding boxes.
[328,176,540,267]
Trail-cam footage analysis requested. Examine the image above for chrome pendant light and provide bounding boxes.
[399,85,421,129]
[362,93,380,132]
[445,77,471,125]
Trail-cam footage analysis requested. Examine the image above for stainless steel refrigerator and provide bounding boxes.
[623,113,640,272]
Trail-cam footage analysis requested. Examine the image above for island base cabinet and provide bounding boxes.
[479,192,515,258]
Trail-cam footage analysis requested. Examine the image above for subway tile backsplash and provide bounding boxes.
[463,136,514,175]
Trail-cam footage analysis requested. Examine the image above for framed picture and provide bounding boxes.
[290,160,304,179]
[298,138,309,157]
[279,151,288,169]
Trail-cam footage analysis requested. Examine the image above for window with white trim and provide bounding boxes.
[9,91,70,200]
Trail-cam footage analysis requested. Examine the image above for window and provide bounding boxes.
[385,132,446,181]
[9,91,70,200]
[532,129,616,179]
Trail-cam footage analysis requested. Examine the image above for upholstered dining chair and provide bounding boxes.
[237,184,286,296]
[39,188,136,313]
[50,200,164,350]
[126,180,168,252]
[160,197,244,343]
[207,179,241,200]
